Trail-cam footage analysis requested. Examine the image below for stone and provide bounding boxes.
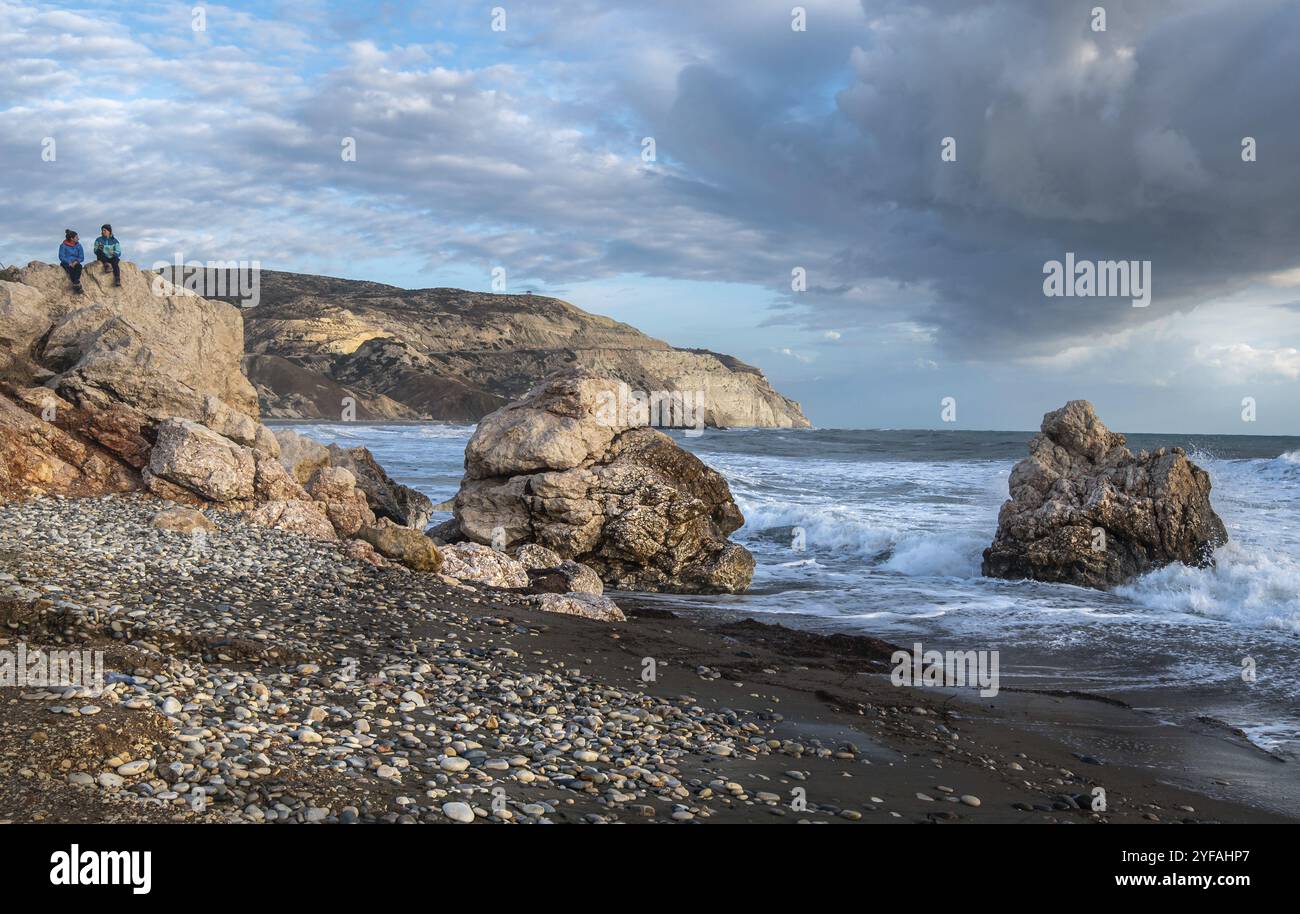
[253,454,308,502]
[424,517,465,545]
[442,801,475,823]
[982,400,1228,588]
[146,418,256,503]
[151,507,216,535]
[306,465,375,537]
[528,592,626,622]
[357,523,443,572]
[454,371,755,594]
[244,499,337,540]
[326,444,433,530]
[341,538,389,568]
[526,560,603,595]
[273,427,330,484]
[514,543,563,570]
[439,542,529,588]
[200,394,277,456]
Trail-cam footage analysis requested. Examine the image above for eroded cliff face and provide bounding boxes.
[237,270,810,427]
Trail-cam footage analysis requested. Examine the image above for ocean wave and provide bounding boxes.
[1118,542,1300,632]
[736,500,987,578]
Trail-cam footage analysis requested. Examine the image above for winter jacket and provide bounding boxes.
[94,236,121,259]
[59,240,84,266]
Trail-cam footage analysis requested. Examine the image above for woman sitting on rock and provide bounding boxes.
[58,229,84,294]
[93,223,122,285]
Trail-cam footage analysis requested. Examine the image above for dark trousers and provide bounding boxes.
[95,251,120,280]
[62,262,82,287]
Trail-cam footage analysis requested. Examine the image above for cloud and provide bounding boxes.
[2,0,1300,431]
[1194,343,1300,383]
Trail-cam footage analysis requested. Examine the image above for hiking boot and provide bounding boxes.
[113,278,122,287]
[102,262,111,273]
[73,284,84,295]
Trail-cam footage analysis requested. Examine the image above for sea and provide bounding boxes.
[288,422,1300,766]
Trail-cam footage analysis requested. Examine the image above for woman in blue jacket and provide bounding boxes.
[59,229,84,294]
[94,224,122,285]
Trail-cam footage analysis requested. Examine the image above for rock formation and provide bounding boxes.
[982,400,1228,588]
[450,371,755,594]
[0,262,424,552]
[234,269,809,428]
[1,262,265,500]
[0,259,680,618]
[326,444,433,530]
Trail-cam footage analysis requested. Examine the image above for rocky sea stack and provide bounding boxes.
[447,371,755,594]
[982,400,1228,588]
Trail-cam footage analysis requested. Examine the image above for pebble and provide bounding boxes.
[442,802,475,824]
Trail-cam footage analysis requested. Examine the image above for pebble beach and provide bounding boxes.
[1,493,1292,825]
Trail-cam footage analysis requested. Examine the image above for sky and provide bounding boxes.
[2,0,1299,433]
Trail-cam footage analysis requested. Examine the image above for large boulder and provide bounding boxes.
[14,262,258,422]
[146,418,256,504]
[982,400,1228,588]
[0,262,289,507]
[327,443,433,529]
[453,371,754,594]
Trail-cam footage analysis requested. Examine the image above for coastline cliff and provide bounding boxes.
[231,270,809,427]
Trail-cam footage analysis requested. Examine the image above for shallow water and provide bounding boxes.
[288,422,1300,761]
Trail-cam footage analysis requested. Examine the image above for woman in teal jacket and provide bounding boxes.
[58,229,84,294]
[94,224,122,285]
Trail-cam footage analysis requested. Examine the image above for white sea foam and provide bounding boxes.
[1119,542,1300,632]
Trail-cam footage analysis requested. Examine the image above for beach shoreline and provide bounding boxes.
[1,494,1291,825]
